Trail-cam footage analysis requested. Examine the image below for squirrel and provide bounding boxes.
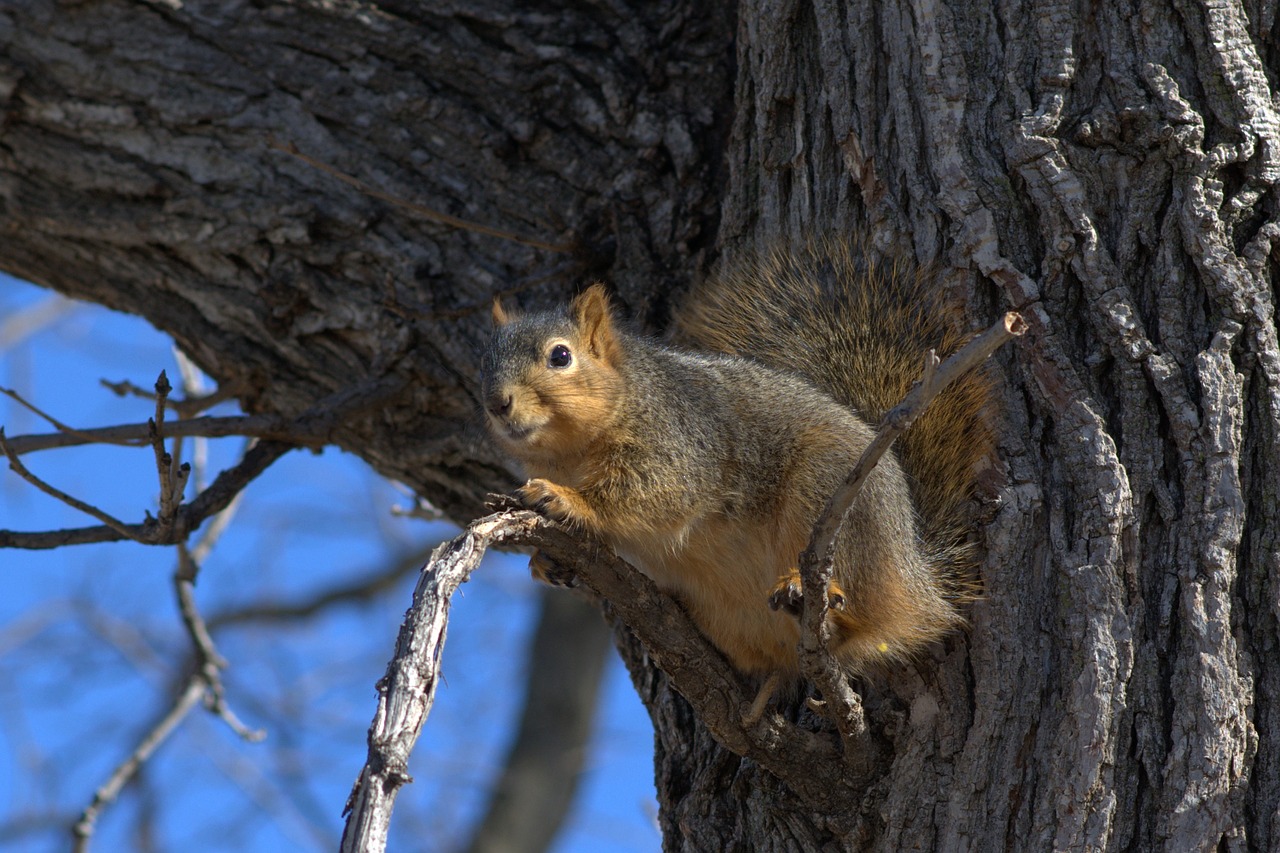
[480,241,993,681]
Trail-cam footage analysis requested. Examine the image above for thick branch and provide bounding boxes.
[343,506,863,853]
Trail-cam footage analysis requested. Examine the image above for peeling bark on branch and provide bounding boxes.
[343,507,872,851]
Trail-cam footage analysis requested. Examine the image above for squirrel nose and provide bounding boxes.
[487,394,513,418]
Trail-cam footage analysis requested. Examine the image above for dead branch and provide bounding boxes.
[148,371,190,529]
[100,375,241,419]
[0,439,293,550]
[0,428,142,541]
[4,413,323,456]
[5,371,405,459]
[174,544,264,742]
[1,385,90,435]
[342,506,861,853]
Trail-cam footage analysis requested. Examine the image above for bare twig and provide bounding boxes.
[268,138,572,255]
[1,376,407,549]
[0,428,142,541]
[101,374,237,419]
[0,438,291,550]
[174,547,225,668]
[3,414,317,457]
[72,676,205,852]
[1,385,144,448]
[174,545,264,742]
[7,372,405,459]
[149,371,190,528]
[795,311,1025,757]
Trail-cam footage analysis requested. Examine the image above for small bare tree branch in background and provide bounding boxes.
[0,294,77,350]
[0,376,406,549]
[1,356,468,851]
[61,373,264,852]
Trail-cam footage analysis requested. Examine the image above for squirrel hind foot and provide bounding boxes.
[767,569,847,616]
[529,549,577,588]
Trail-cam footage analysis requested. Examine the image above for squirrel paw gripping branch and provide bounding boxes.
[481,242,993,682]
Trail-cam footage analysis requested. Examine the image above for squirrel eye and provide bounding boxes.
[548,344,573,369]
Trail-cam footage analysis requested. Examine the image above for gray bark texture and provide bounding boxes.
[2,0,1278,851]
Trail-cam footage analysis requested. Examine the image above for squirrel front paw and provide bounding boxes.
[518,478,603,530]
[517,478,579,523]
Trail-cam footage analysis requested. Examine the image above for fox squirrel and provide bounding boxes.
[481,242,992,679]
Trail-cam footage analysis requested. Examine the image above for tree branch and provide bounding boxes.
[3,414,332,457]
[72,676,205,853]
[0,427,143,541]
[0,439,294,550]
[342,506,864,853]
[0,376,407,549]
[174,544,264,742]
[100,375,243,419]
[148,371,190,530]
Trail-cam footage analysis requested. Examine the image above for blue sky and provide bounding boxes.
[0,273,658,852]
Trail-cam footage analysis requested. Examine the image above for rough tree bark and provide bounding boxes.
[3,1,1278,851]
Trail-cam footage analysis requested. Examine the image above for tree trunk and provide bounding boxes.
[3,1,1277,851]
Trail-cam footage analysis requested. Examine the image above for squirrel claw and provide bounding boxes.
[769,571,848,614]
[530,549,576,588]
[768,576,805,616]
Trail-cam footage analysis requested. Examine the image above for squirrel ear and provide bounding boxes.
[572,283,622,365]
[491,296,512,327]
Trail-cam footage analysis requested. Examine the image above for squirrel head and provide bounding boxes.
[481,284,626,464]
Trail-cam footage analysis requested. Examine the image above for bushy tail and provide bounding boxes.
[676,239,993,580]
